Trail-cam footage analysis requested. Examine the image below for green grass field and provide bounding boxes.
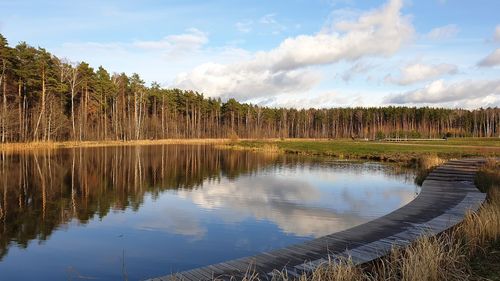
[398,137,500,147]
[226,138,500,163]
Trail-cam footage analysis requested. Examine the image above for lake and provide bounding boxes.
[0,145,419,280]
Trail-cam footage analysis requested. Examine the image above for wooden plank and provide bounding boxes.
[186,269,212,280]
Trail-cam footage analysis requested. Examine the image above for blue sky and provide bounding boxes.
[1,0,499,108]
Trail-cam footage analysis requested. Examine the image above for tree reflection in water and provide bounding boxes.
[0,145,282,260]
[0,145,418,264]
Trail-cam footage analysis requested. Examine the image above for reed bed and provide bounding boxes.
[0,138,230,152]
[459,188,500,255]
[375,233,469,281]
[416,154,445,170]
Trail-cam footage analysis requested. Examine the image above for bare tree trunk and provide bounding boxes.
[69,68,78,140]
[84,85,88,140]
[18,80,23,142]
[33,67,46,141]
[47,102,52,141]
[161,96,165,138]
[1,71,6,143]
[1,59,6,143]
[71,90,75,140]
[134,91,138,140]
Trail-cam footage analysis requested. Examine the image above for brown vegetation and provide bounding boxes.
[0,138,228,152]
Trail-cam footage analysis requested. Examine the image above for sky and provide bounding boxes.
[1,0,499,109]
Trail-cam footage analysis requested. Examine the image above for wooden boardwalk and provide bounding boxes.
[147,158,487,281]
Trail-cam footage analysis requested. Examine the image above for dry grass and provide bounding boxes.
[229,258,366,281]
[0,138,230,152]
[414,154,445,185]
[233,234,470,281]
[231,227,487,281]
[216,143,280,153]
[260,144,280,153]
[300,259,365,281]
[459,187,500,255]
[375,234,469,281]
[417,154,445,170]
[475,159,500,194]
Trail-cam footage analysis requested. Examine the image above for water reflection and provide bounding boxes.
[176,165,419,238]
[0,145,277,259]
[0,145,418,280]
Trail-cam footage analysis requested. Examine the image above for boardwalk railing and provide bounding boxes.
[148,158,487,281]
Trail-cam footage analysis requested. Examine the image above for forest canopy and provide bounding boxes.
[0,33,498,142]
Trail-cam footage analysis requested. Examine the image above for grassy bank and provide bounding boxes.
[1,138,498,162]
[468,159,500,280]
[221,138,500,164]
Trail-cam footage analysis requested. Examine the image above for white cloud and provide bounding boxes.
[425,24,459,40]
[325,0,355,7]
[495,25,500,41]
[57,36,249,86]
[261,91,367,109]
[173,0,414,101]
[259,13,277,25]
[174,64,321,101]
[62,42,127,52]
[235,20,253,33]
[340,61,376,82]
[385,63,458,85]
[385,79,500,105]
[456,95,500,109]
[478,48,500,67]
[138,207,207,239]
[134,28,208,58]
[177,168,414,237]
[258,13,286,34]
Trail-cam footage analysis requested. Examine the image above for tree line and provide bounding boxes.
[0,33,498,142]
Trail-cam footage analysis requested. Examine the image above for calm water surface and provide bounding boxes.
[0,145,419,280]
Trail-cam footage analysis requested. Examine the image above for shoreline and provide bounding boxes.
[0,138,231,151]
[218,139,500,165]
[0,138,330,151]
[1,138,499,164]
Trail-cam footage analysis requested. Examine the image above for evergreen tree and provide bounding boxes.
[0,33,497,142]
